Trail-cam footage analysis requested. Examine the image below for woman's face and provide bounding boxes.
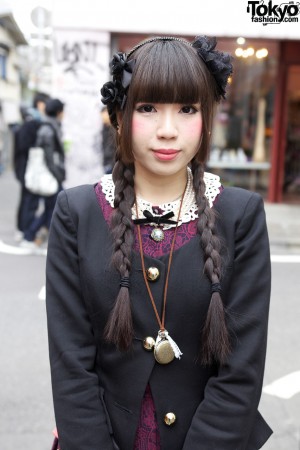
[131,103,202,178]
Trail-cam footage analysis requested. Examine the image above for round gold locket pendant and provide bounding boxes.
[154,338,175,364]
[151,227,165,242]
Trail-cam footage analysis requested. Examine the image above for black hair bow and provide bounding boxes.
[133,210,177,225]
[192,35,233,100]
[110,52,136,89]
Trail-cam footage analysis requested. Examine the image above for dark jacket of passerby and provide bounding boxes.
[36,116,66,184]
[14,93,50,184]
[14,119,42,183]
[14,117,42,235]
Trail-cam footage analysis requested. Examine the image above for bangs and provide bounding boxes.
[129,40,208,105]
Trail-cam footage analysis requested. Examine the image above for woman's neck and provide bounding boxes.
[134,168,188,205]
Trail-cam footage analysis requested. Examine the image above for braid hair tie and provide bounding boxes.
[120,277,130,289]
[211,283,222,294]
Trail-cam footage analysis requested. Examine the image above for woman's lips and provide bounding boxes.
[152,149,180,161]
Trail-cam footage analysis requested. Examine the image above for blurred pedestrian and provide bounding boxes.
[20,98,66,251]
[13,92,50,241]
[46,36,272,450]
[100,106,116,174]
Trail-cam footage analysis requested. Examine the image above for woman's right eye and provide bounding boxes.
[136,104,155,113]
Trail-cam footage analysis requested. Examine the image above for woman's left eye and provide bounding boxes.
[180,105,198,114]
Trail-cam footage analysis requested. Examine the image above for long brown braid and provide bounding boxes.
[103,159,136,351]
[191,159,231,365]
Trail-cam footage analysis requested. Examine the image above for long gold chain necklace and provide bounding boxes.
[135,184,187,364]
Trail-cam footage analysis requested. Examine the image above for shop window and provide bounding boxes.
[283,65,300,202]
[208,38,279,196]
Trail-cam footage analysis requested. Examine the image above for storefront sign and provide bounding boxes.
[247,0,300,25]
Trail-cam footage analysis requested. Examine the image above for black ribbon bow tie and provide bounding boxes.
[133,210,178,225]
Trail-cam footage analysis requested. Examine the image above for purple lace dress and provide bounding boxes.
[94,181,221,449]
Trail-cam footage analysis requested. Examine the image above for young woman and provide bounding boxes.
[46,35,272,450]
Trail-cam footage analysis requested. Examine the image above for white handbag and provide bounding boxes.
[25,147,59,196]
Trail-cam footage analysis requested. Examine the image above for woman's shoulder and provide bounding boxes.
[54,184,109,232]
[218,186,262,206]
[63,183,96,197]
[204,171,262,211]
[215,185,264,226]
[57,184,99,214]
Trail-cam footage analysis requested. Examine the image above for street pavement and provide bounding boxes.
[0,169,300,449]
[0,171,54,449]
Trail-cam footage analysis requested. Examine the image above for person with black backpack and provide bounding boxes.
[20,98,66,252]
[13,92,50,241]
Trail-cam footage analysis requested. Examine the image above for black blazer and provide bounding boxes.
[46,185,272,450]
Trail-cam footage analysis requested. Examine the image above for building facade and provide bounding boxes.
[0,8,27,171]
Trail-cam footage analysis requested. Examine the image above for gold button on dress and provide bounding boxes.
[143,336,155,351]
[146,267,160,281]
[164,412,176,426]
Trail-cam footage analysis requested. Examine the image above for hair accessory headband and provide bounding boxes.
[100,35,233,113]
[126,36,190,58]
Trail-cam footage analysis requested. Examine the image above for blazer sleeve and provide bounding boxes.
[183,193,271,449]
[46,191,115,450]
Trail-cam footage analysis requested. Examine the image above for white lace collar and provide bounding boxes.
[100,168,221,229]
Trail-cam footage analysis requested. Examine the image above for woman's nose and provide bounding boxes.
[156,112,178,139]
